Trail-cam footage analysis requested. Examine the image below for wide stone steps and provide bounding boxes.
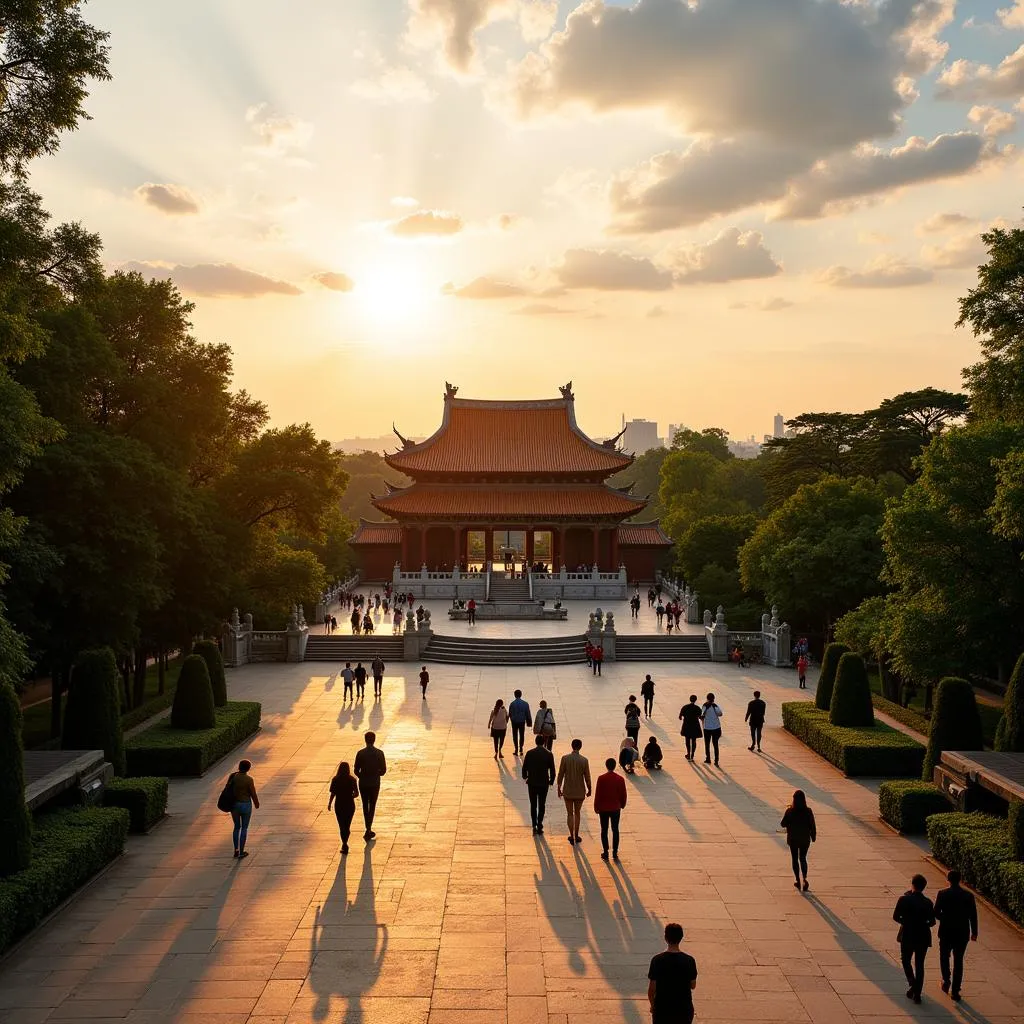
[488,579,532,600]
[304,635,406,661]
[424,633,587,665]
[615,635,710,662]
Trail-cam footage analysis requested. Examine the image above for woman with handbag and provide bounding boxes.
[328,761,359,854]
[222,759,259,859]
[488,699,509,758]
[780,789,816,891]
[534,700,556,750]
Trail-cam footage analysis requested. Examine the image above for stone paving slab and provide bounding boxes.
[2,649,1023,1024]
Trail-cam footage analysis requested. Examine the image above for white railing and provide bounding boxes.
[527,570,534,600]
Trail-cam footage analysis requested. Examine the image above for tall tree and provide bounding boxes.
[671,426,732,461]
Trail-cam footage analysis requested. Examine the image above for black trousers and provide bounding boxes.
[749,721,763,747]
[360,783,380,832]
[491,729,507,753]
[599,810,620,854]
[334,803,355,843]
[528,785,549,827]
[511,721,526,751]
[704,728,721,762]
[643,696,653,715]
[468,610,475,623]
[373,674,383,694]
[626,726,640,745]
[789,842,809,880]
[343,682,353,699]
[900,941,928,996]
[939,936,968,993]
[684,735,699,758]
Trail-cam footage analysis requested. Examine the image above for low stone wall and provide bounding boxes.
[449,603,567,620]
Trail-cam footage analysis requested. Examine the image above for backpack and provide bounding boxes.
[540,709,555,737]
[626,707,640,728]
[216,773,236,812]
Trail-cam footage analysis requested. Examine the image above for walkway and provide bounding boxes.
[2,656,1023,1024]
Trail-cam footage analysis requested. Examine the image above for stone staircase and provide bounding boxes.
[304,634,406,662]
[615,634,710,662]
[424,634,586,666]
[488,572,531,601]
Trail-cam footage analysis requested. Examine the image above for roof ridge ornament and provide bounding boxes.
[392,423,415,449]
[559,381,574,401]
[445,381,459,400]
[603,425,627,449]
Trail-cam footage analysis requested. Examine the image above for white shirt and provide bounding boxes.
[702,703,723,730]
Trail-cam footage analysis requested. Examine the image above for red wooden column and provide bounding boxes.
[556,526,565,568]
[592,526,600,568]
[401,527,409,569]
[525,528,535,568]
[610,526,619,570]
[484,527,494,566]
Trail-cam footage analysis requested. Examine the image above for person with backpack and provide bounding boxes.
[780,789,816,891]
[700,694,724,766]
[371,655,385,698]
[534,700,556,750]
[221,759,260,859]
[624,696,642,745]
[327,761,358,854]
[354,661,367,700]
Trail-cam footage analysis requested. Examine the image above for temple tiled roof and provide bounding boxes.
[386,397,632,476]
[349,520,402,545]
[617,522,673,546]
[372,483,646,520]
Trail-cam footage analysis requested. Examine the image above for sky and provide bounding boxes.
[28,0,1024,443]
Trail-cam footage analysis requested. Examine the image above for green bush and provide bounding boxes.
[0,682,32,876]
[922,677,984,782]
[192,640,227,708]
[871,694,929,734]
[878,780,951,833]
[782,702,925,776]
[170,655,216,730]
[62,648,125,776]
[927,812,1024,925]
[995,652,1024,752]
[127,701,261,776]
[829,652,874,727]
[815,642,849,711]
[103,777,169,833]
[1010,800,1024,860]
[0,806,129,954]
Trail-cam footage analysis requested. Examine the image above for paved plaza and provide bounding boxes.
[3,610,1024,1024]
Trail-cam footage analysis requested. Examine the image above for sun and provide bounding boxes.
[352,258,437,331]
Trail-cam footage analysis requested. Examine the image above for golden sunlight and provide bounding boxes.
[352,257,438,331]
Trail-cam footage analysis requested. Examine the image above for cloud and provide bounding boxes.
[134,182,200,215]
[497,213,518,230]
[921,233,986,270]
[351,64,435,103]
[999,2,1024,28]
[407,0,557,73]
[245,103,313,154]
[509,0,950,148]
[672,228,782,284]
[818,257,934,288]
[514,302,570,315]
[967,104,1017,137]
[776,132,989,219]
[391,195,420,207]
[937,44,1024,100]
[917,212,973,234]
[730,297,794,312]
[120,261,301,298]
[647,305,667,318]
[555,248,675,291]
[390,209,464,236]
[443,276,527,298]
[313,271,355,292]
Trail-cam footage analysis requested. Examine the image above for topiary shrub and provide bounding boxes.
[922,677,984,782]
[1010,800,1024,861]
[995,652,1024,752]
[879,780,950,833]
[104,777,169,833]
[0,682,32,877]
[192,640,227,708]
[815,643,849,711]
[170,655,216,730]
[62,648,125,776]
[829,652,874,727]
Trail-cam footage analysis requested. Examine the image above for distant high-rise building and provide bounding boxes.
[773,413,784,438]
[621,418,661,455]
[666,422,688,446]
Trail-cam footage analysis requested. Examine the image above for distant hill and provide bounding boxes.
[338,451,410,523]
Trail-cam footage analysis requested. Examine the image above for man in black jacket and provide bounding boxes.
[744,691,766,752]
[522,734,556,834]
[934,869,978,1001]
[892,873,935,1003]
[353,731,387,840]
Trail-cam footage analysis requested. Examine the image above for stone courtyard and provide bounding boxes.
[2,612,1023,1024]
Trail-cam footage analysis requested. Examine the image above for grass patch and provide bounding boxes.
[927,812,1024,926]
[125,701,261,777]
[782,701,925,777]
[878,780,951,833]
[0,806,129,954]
[103,777,169,833]
[871,694,929,735]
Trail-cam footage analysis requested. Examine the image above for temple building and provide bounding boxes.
[349,383,672,582]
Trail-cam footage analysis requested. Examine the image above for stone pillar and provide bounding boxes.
[286,607,309,663]
[707,605,729,662]
[401,529,409,569]
[602,610,617,660]
[610,528,619,572]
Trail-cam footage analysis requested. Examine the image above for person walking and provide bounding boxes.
[594,758,627,861]
[624,696,642,746]
[522,734,556,834]
[593,644,604,676]
[934,869,978,1002]
[354,661,367,700]
[656,600,665,627]
[371,655,385,698]
[893,874,936,1004]
[556,739,592,845]
[467,597,476,625]
[341,661,354,702]
[419,665,429,699]
[229,759,259,859]
[508,689,533,756]
[700,693,724,766]
[780,789,816,890]
[393,607,403,634]
[648,922,698,1024]
[327,761,358,854]
[488,699,509,758]
[640,674,655,717]
[534,700,556,750]
[679,695,702,761]
[353,731,387,840]
[797,653,808,689]
[745,691,766,752]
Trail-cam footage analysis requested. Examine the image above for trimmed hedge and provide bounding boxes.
[0,681,32,876]
[0,806,129,954]
[872,693,929,734]
[830,652,874,727]
[62,648,126,776]
[104,776,169,833]
[927,812,1024,926]
[170,655,216,730]
[126,701,261,776]
[995,651,1024,752]
[815,642,849,711]
[1011,800,1024,860]
[878,780,951,833]
[192,640,227,708]
[923,677,984,782]
[782,702,925,777]
[121,689,175,732]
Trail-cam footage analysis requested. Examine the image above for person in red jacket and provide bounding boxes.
[593,644,604,676]
[594,757,628,860]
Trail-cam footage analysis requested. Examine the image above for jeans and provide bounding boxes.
[939,936,969,993]
[528,785,548,828]
[231,801,252,853]
[335,803,355,844]
[789,842,809,880]
[749,721,763,748]
[511,721,526,752]
[468,609,475,624]
[491,729,507,754]
[592,661,601,675]
[564,797,583,837]
[704,728,721,763]
[901,942,928,997]
[343,682,353,700]
[643,696,653,715]
[599,810,620,854]
[360,782,380,833]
